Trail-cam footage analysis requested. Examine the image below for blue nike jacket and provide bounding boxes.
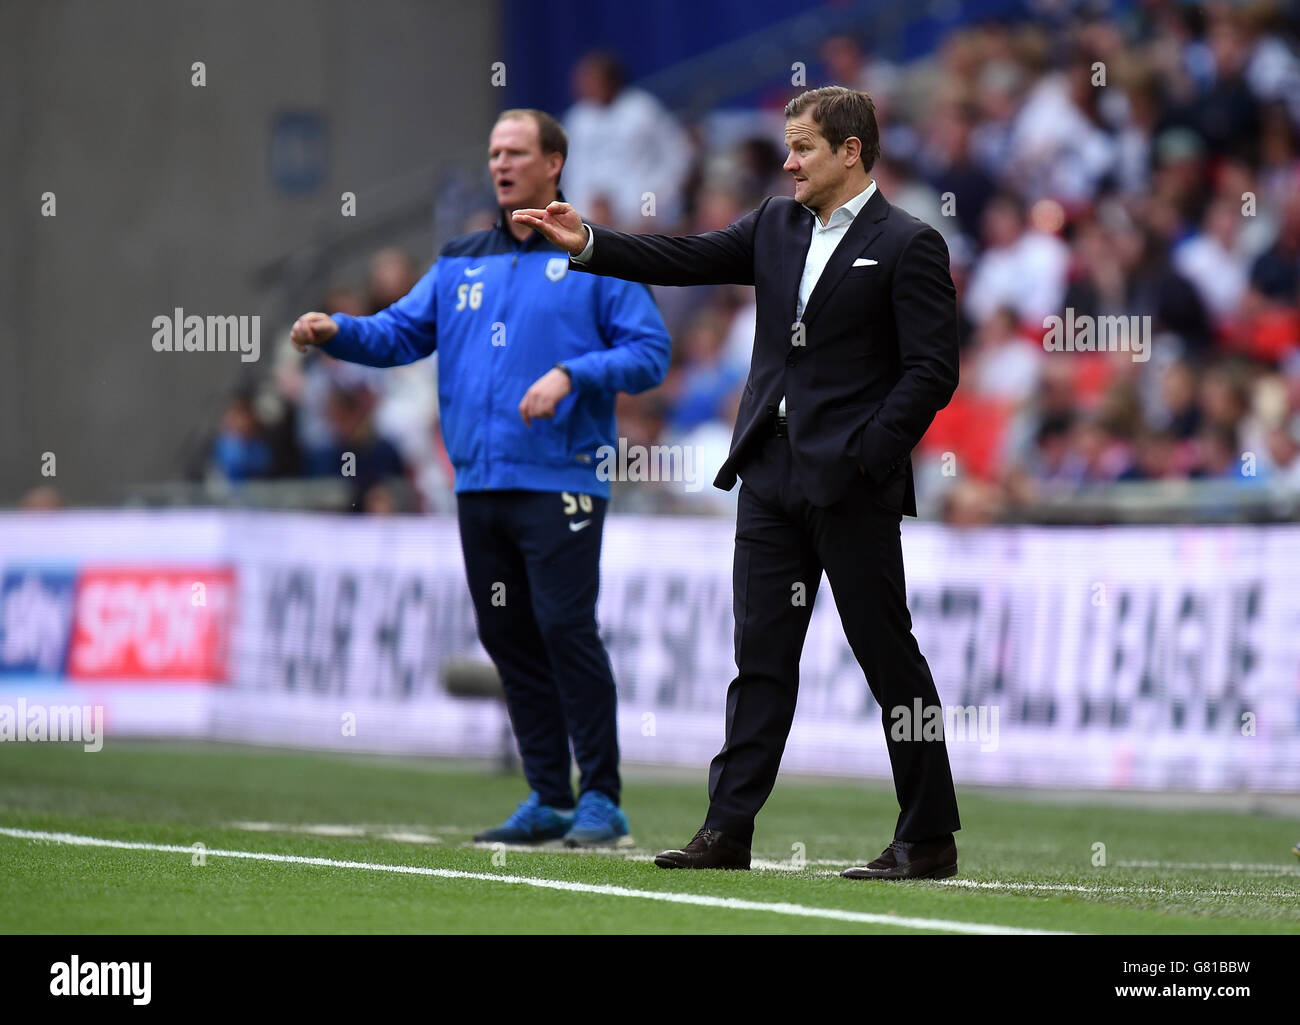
[323,207,671,498]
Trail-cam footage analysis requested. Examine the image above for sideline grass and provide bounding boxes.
[1,741,1296,934]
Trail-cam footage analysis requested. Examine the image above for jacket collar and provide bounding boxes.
[800,178,878,229]
[797,185,891,329]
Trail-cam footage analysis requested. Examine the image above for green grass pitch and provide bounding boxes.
[0,741,1296,934]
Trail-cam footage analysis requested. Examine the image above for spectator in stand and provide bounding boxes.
[1004,51,1119,205]
[365,248,418,313]
[1174,196,1251,325]
[663,308,747,436]
[1240,187,1300,363]
[970,305,1042,405]
[963,191,1070,328]
[210,390,273,483]
[324,384,407,512]
[562,51,692,228]
[1119,430,1181,482]
[288,287,388,477]
[1192,423,1248,480]
[915,95,997,245]
[1153,358,1205,442]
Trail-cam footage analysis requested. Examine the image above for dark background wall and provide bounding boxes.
[0,0,499,503]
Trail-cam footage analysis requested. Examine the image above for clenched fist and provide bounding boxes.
[290,312,339,352]
[518,367,573,426]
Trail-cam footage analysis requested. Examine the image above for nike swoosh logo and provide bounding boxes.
[568,519,591,532]
[464,265,486,276]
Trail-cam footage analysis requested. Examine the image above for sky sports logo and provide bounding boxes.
[50,956,151,1005]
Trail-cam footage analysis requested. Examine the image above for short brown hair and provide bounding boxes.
[784,86,880,171]
[495,108,568,183]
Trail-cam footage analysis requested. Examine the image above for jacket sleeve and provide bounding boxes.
[564,278,672,396]
[851,226,960,481]
[572,200,767,287]
[324,264,439,367]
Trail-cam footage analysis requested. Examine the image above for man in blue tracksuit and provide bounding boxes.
[291,109,671,846]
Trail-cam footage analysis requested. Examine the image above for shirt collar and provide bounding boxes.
[804,179,877,230]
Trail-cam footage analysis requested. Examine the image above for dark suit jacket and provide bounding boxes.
[572,187,960,514]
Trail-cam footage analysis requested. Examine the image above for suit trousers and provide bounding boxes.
[703,428,961,846]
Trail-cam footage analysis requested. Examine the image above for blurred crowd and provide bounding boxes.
[207,0,1300,521]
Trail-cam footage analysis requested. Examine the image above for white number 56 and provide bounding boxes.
[456,282,484,310]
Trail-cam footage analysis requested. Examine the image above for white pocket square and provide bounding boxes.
[852,258,878,267]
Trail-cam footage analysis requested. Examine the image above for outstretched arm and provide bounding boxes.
[512,200,762,287]
[291,265,439,368]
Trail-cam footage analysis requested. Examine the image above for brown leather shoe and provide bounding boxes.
[841,835,957,880]
[654,827,751,870]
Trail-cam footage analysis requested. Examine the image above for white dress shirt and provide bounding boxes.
[574,178,878,417]
[785,179,877,415]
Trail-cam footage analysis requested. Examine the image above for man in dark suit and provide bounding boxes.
[514,86,962,879]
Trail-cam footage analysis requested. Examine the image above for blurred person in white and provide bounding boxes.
[963,191,1070,328]
[1216,156,1281,263]
[1236,371,1300,485]
[971,305,1042,405]
[1173,196,1251,324]
[1004,51,1119,205]
[562,51,692,228]
[1240,1,1300,128]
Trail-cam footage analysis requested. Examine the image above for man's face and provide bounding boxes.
[488,117,560,211]
[783,112,852,212]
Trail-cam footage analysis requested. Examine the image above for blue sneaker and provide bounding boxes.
[563,790,630,847]
[473,792,573,843]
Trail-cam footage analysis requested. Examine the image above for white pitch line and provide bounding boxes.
[1115,859,1300,874]
[377,832,443,845]
[0,827,1066,936]
[228,822,442,845]
[231,822,366,838]
[935,878,1300,900]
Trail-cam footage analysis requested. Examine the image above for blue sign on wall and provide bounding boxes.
[269,111,328,194]
[0,569,77,678]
